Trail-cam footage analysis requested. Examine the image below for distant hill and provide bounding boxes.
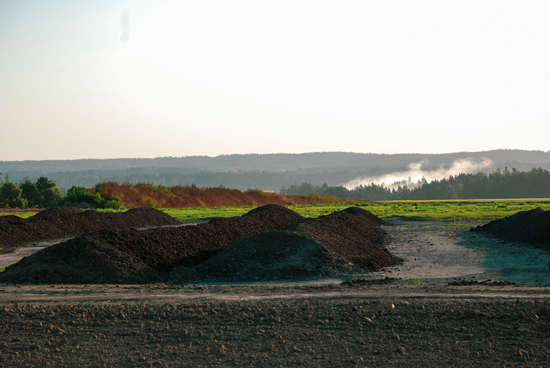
[2,150,549,192]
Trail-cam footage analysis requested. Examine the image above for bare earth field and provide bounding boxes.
[1,218,550,367]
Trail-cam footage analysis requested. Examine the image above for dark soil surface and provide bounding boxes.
[0,207,180,252]
[0,205,397,285]
[472,209,550,247]
[0,215,24,225]
[1,284,550,367]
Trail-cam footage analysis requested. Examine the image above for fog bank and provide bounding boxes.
[342,158,493,190]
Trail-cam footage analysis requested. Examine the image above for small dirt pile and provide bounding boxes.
[186,208,397,282]
[192,231,358,281]
[0,207,180,252]
[0,215,24,225]
[342,206,390,226]
[472,209,550,247]
[0,205,305,284]
[286,210,393,269]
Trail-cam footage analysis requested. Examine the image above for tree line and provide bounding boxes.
[0,174,63,208]
[0,173,124,210]
[281,168,550,200]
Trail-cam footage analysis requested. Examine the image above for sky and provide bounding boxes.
[1,0,550,161]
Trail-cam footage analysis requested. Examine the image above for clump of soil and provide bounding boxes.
[472,209,550,247]
[0,207,180,252]
[448,279,516,286]
[0,205,398,284]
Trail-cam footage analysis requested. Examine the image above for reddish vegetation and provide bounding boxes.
[472,208,550,247]
[99,182,362,209]
[0,205,397,284]
[0,207,180,252]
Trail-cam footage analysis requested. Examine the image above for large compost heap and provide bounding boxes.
[472,208,550,247]
[0,205,398,284]
[0,207,180,252]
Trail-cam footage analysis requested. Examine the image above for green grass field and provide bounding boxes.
[161,199,550,221]
[2,199,549,222]
[358,199,550,221]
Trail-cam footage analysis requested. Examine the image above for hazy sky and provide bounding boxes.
[1,0,549,161]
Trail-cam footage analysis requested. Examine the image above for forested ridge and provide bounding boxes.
[3,150,549,172]
[2,150,550,192]
[281,168,550,200]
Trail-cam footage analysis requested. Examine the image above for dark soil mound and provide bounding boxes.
[284,210,395,270]
[27,207,82,223]
[0,205,305,284]
[0,207,180,252]
[239,203,305,226]
[0,236,154,284]
[472,209,550,247]
[0,215,24,224]
[343,206,390,226]
[183,209,398,282]
[193,231,361,282]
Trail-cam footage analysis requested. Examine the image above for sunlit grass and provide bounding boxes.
[0,212,38,219]
[2,198,549,222]
[360,199,550,220]
[161,206,256,221]
[160,199,550,222]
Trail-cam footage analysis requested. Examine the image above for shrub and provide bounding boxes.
[0,182,27,208]
[35,177,63,208]
[60,186,124,209]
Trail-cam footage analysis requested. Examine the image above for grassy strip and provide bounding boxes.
[3,199,550,222]
[161,206,257,221]
[380,198,550,203]
[359,200,550,220]
[161,203,369,222]
[161,199,550,222]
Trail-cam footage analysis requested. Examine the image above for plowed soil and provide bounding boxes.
[472,208,550,247]
[2,290,550,367]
